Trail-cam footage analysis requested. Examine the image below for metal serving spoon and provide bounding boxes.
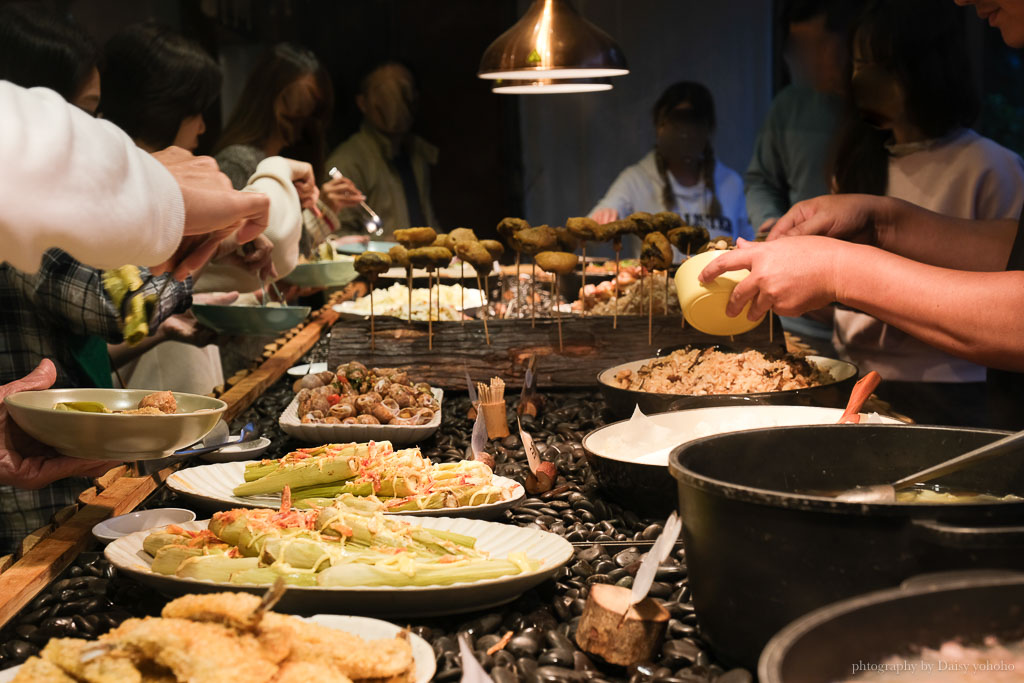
[328,167,383,236]
[836,428,1024,503]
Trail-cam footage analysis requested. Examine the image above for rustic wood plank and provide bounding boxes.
[329,315,784,389]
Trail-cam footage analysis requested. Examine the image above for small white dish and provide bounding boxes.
[287,362,329,377]
[199,436,272,463]
[92,507,195,544]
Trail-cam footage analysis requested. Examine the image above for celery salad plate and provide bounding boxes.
[104,517,572,617]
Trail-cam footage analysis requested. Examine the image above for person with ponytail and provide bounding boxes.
[590,82,752,255]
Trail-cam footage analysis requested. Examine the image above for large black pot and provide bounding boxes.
[598,355,857,420]
[760,571,1024,682]
[668,424,1024,671]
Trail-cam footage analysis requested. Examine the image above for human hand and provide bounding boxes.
[282,159,321,214]
[321,175,366,213]
[756,218,777,238]
[213,233,277,281]
[0,360,117,489]
[591,208,618,225]
[152,146,270,244]
[768,194,891,245]
[698,236,847,320]
[153,226,236,281]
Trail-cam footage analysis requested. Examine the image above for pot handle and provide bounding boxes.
[910,517,1024,549]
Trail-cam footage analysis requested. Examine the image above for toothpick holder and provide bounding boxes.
[480,400,510,439]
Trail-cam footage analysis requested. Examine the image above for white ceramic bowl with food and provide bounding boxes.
[582,405,903,515]
[4,389,226,461]
[675,249,765,335]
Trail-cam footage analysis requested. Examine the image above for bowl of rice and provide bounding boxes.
[598,346,858,419]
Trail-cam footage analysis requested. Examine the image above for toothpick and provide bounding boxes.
[406,266,412,324]
[552,276,563,352]
[369,278,376,351]
[647,268,653,346]
[613,243,621,330]
[477,272,491,345]
[663,269,669,316]
[460,261,465,325]
[515,252,521,319]
[581,243,587,318]
[769,309,774,345]
[531,260,537,328]
[428,270,434,351]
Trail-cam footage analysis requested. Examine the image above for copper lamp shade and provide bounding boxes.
[478,0,628,81]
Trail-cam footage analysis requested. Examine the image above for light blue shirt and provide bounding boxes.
[590,150,753,244]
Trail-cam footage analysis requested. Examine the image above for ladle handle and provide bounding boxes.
[837,371,881,424]
[891,428,1024,489]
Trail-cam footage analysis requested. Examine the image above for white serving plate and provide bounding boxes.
[278,388,443,447]
[198,436,272,463]
[584,405,905,468]
[92,507,196,544]
[104,517,573,617]
[166,460,525,519]
[332,288,484,319]
[0,614,435,683]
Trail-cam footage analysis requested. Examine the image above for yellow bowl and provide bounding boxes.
[675,250,765,336]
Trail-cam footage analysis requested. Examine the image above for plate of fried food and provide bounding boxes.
[3,389,225,461]
[167,440,525,518]
[0,590,434,683]
[281,362,442,446]
[103,499,573,617]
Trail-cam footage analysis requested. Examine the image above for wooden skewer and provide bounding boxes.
[460,261,465,325]
[369,278,376,351]
[552,276,563,352]
[477,272,491,345]
[428,270,434,351]
[664,269,669,316]
[581,243,587,318]
[613,243,621,330]
[515,252,521,320]
[406,267,413,324]
[769,309,774,345]
[531,260,537,328]
[647,268,653,346]
[682,246,690,330]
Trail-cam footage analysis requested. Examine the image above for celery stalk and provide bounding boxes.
[175,555,260,583]
[317,558,528,587]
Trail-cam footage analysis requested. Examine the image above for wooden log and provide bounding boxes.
[329,314,783,389]
[575,583,670,666]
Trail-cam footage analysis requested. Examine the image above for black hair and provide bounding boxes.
[784,0,864,33]
[832,0,979,195]
[100,23,221,150]
[651,81,721,217]
[215,42,334,175]
[0,2,98,101]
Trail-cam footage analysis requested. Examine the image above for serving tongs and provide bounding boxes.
[328,167,383,236]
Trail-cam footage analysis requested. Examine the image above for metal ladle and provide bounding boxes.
[328,167,383,236]
[836,428,1024,503]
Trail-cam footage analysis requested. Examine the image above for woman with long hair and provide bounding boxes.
[590,81,752,251]
[827,0,1024,426]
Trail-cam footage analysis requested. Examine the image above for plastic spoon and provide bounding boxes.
[836,427,1024,503]
[837,371,881,424]
[328,167,383,236]
[173,422,256,456]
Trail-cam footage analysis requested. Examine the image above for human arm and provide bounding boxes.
[699,237,1024,372]
[0,360,117,488]
[768,194,1017,272]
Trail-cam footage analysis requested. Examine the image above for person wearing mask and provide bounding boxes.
[743,0,863,349]
[215,43,364,265]
[325,61,439,239]
[826,0,1024,426]
[590,81,751,254]
[699,0,1024,431]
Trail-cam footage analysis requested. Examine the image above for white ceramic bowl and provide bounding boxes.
[92,507,196,544]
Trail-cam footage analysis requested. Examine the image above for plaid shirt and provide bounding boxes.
[0,248,192,387]
[0,248,192,552]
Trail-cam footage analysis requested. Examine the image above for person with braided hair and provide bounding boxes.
[590,81,752,256]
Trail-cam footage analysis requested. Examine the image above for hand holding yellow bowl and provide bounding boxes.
[675,250,765,335]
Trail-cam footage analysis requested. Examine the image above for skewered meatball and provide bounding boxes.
[667,225,711,254]
[566,217,600,241]
[652,211,684,232]
[511,226,558,255]
[641,232,673,271]
[454,241,494,271]
[628,212,656,235]
[388,244,410,269]
[354,251,392,277]
[138,390,177,414]
[394,227,437,248]
[534,251,579,275]
[496,217,530,243]
[449,227,478,243]
[407,246,453,270]
[480,240,505,260]
[432,233,455,250]
[554,228,578,252]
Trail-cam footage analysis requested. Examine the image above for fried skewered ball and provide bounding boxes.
[355,252,392,351]
[628,212,656,236]
[641,232,673,345]
[455,240,495,345]
[389,244,413,324]
[511,226,557,327]
[408,246,453,350]
[604,218,637,328]
[432,232,455,251]
[652,211,684,232]
[394,226,436,248]
[449,227,478,243]
[535,251,579,352]
[450,228,479,322]
[497,217,530,320]
[567,217,601,317]
[480,239,505,261]
[667,224,711,256]
[554,228,579,252]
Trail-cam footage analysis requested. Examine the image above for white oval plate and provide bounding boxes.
[92,507,196,544]
[167,460,525,520]
[0,614,435,683]
[278,388,443,448]
[198,437,272,464]
[104,517,573,617]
